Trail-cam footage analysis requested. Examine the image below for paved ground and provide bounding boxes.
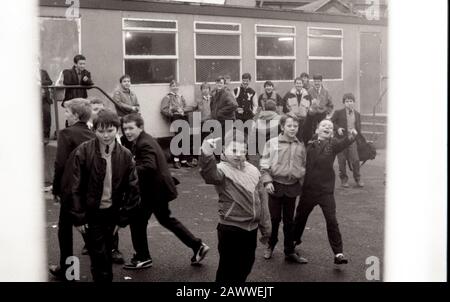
[46,150,385,282]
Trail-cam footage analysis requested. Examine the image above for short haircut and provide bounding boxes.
[122,113,144,128]
[280,113,300,128]
[73,54,86,64]
[317,118,333,129]
[200,82,211,91]
[342,93,356,103]
[242,73,252,81]
[294,77,302,83]
[93,108,120,130]
[119,74,131,83]
[89,97,104,106]
[313,74,323,81]
[264,80,274,88]
[300,72,309,78]
[169,80,178,87]
[65,98,92,123]
[264,100,277,112]
[216,76,225,83]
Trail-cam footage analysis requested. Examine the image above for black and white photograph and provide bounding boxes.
[0,0,447,289]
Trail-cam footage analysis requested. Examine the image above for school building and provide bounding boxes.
[39,0,388,149]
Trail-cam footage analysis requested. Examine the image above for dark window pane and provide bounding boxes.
[125,32,176,55]
[256,60,294,81]
[256,25,294,34]
[124,19,176,29]
[257,36,294,56]
[196,34,240,56]
[196,59,240,83]
[309,37,342,57]
[309,28,342,36]
[125,59,177,84]
[196,23,239,31]
[308,60,342,79]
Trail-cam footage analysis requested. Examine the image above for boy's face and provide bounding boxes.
[241,78,250,88]
[294,80,303,91]
[313,79,322,90]
[201,87,210,96]
[122,121,142,142]
[95,125,118,146]
[344,98,355,111]
[75,59,86,71]
[215,79,225,91]
[91,104,104,120]
[121,77,131,90]
[64,107,79,126]
[223,142,246,168]
[316,120,334,140]
[301,76,309,86]
[264,85,274,94]
[281,118,299,139]
[170,83,179,94]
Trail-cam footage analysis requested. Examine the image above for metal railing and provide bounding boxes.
[42,85,120,135]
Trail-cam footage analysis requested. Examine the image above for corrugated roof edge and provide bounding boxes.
[39,0,387,26]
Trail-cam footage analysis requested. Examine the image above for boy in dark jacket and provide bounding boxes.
[331,93,364,188]
[67,109,140,282]
[293,119,357,265]
[120,113,209,269]
[59,54,94,107]
[234,73,257,122]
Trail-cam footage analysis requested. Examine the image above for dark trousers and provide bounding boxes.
[216,223,257,282]
[57,202,87,272]
[42,102,51,139]
[85,208,116,282]
[268,194,296,255]
[293,192,343,254]
[130,200,201,260]
[337,141,360,183]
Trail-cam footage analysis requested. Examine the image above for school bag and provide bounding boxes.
[356,134,377,166]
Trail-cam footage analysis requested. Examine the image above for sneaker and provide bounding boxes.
[112,249,125,264]
[341,181,350,188]
[334,253,348,264]
[49,265,63,278]
[191,242,210,265]
[81,245,89,255]
[123,255,153,270]
[263,247,273,260]
[285,253,308,264]
[355,181,365,188]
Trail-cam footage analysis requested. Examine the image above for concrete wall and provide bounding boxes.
[39,6,388,138]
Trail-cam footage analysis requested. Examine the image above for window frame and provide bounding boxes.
[255,24,296,83]
[194,21,242,84]
[307,26,344,81]
[122,18,179,86]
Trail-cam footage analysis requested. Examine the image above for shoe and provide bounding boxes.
[123,255,153,270]
[173,161,182,169]
[49,265,65,280]
[263,247,273,260]
[81,245,89,255]
[285,253,308,264]
[355,181,365,188]
[191,242,210,265]
[112,249,125,264]
[184,161,194,168]
[341,181,350,188]
[334,253,348,264]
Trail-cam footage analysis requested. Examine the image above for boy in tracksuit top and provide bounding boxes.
[293,119,357,265]
[199,130,271,282]
[260,114,308,264]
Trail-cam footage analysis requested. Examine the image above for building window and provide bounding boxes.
[255,25,295,81]
[123,19,178,84]
[307,27,343,80]
[194,22,241,83]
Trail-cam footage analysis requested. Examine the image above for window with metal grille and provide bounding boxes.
[307,27,343,80]
[256,24,295,81]
[194,22,241,83]
[123,18,178,84]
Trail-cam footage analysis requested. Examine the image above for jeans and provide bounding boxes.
[337,141,360,183]
[268,194,296,255]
